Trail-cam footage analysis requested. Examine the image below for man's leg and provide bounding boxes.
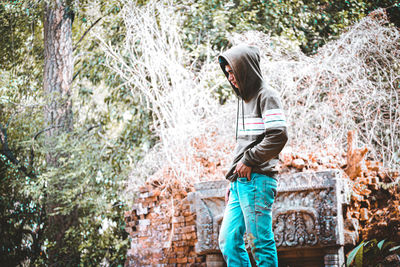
[219,181,251,267]
[237,173,278,267]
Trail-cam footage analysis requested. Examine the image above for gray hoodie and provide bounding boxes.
[219,44,288,181]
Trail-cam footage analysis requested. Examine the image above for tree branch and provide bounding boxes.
[72,68,81,82]
[87,124,101,132]
[73,17,102,51]
[33,125,64,140]
[29,125,64,167]
[0,123,36,179]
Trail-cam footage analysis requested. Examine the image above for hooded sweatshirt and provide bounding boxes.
[219,44,288,181]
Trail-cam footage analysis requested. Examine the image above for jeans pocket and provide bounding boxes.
[237,177,252,183]
[255,179,277,212]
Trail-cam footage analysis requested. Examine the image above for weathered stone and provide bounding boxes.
[134,203,148,216]
[351,192,363,202]
[172,216,185,223]
[185,215,196,223]
[140,192,150,199]
[149,188,161,197]
[138,219,151,232]
[182,225,196,233]
[174,241,187,247]
[344,229,359,246]
[139,186,149,193]
[168,258,177,264]
[176,257,188,264]
[292,158,306,169]
[191,179,228,255]
[162,241,171,248]
[206,254,225,267]
[172,234,182,241]
[360,208,369,221]
[189,170,348,267]
[125,170,353,267]
[344,217,359,231]
[157,224,170,231]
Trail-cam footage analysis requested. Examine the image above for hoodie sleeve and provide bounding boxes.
[240,92,288,167]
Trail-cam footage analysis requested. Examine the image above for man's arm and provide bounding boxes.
[241,93,288,168]
[241,128,287,167]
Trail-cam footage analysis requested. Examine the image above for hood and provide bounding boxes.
[219,44,263,102]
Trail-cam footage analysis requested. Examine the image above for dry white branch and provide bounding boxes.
[232,9,399,169]
[100,1,234,189]
[101,2,399,192]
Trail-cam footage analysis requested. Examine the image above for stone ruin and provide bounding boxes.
[125,170,356,266]
[190,170,350,267]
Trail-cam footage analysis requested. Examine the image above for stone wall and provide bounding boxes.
[344,167,400,243]
[124,169,400,266]
[190,171,348,267]
[124,184,206,266]
[124,170,348,267]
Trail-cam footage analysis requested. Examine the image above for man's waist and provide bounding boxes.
[226,169,277,182]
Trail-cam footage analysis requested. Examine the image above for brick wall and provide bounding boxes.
[124,183,206,266]
[344,167,400,243]
[124,167,400,266]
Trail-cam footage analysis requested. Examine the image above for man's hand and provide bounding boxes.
[234,161,252,181]
[225,185,230,205]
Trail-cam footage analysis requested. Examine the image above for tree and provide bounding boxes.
[42,0,77,264]
[1,1,131,265]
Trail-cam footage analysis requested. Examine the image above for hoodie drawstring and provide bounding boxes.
[235,98,245,141]
[235,98,239,141]
[242,99,245,132]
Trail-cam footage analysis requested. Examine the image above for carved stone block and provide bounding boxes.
[189,170,348,267]
[274,170,346,250]
[188,180,229,254]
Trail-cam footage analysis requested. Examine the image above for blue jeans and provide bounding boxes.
[219,173,278,267]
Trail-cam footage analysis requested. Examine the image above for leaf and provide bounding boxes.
[355,243,364,267]
[389,245,400,252]
[377,239,385,250]
[347,241,365,266]
[363,239,377,255]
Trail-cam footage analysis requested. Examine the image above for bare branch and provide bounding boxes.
[100,2,234,188]
[33,125,64,140]
[102,3,399,195]
[86,124,101,132]
[73,17,102,52]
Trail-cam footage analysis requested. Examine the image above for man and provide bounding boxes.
[218,44,288,267]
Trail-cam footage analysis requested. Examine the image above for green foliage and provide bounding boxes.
[0,158,44,266]
[0,0,43,95]
[34,128,132,266]
[0,0,138,265]
[180,0,398,55]
[386,3,400,27]
[347,239,400,267]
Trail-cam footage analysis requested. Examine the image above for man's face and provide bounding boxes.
[225,64,239,89]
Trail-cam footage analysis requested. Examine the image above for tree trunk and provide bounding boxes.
[43,0,73,137]
[43,1,76,265]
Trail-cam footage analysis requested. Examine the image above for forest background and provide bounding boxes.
[0,0,399,266]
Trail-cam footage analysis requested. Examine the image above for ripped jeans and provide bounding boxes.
[218,173,278,267]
